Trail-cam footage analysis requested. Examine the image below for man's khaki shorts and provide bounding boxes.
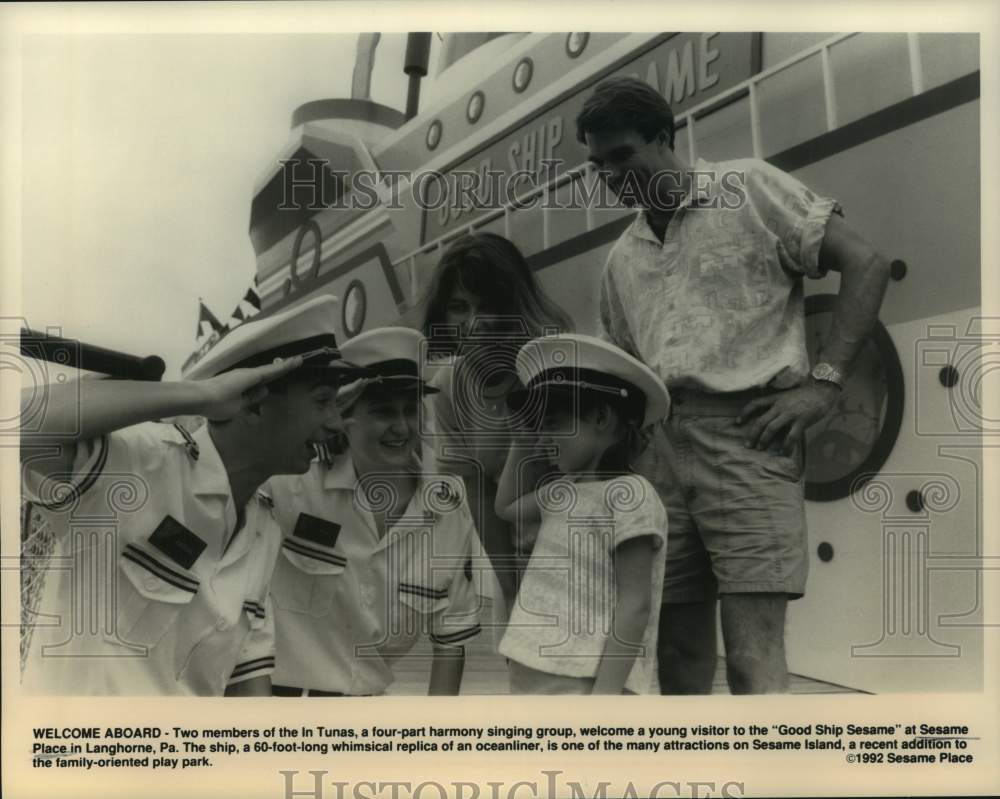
[636,387,809,602]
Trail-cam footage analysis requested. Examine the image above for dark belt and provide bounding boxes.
[272,685,368,697]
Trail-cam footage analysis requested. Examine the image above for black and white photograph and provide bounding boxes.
[2,3,998,798]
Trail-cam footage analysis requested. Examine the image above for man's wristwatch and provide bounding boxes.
[810,362,845,389]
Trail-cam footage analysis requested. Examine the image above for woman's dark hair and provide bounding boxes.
[575,76,675,150]
[417,232,573,354]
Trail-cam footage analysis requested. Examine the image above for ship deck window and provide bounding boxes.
[691,95,753,162]
[756,53,827,157]
[761,32,837,70]
[917,33,979,91]
[505,201,545,258]
[674,125,693,167]
[829,33,912,127]
[545,177,591,251]
[470,213,507,241]
[250,146,346,255]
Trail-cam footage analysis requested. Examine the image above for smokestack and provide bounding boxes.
[351,33,381,100]
[404,32,432,120]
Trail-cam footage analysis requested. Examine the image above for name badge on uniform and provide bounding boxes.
[149,515,207,570]
[292,513,342,549]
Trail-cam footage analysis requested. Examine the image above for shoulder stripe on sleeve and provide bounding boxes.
[35,435,110,511]
[122,544,200,593]
[431,624,481,645]
[229,656,276,680]
[399,582,448,599]
[242,600,266,619]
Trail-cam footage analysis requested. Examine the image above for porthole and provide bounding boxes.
[466,91,485,124]
[512,58,533,93]
[803,293,904,502]
[939,365,960,388]
[291,220,322,283]
[426,119,442,151]
[566,33,589,58]
[342,279,367,339]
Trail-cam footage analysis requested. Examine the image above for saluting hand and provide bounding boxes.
[737,381,841,455]
[192,356,304,421]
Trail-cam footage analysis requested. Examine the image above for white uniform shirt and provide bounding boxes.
[599,157,841,392]
[21,423,280,695]
[499,474,667,694]
[266,454,482,695]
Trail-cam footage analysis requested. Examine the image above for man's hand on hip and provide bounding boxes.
[737,382,840,454]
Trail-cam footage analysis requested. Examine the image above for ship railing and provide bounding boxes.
[392,30,934,300]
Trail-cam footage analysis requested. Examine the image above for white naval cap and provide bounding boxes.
[183,295,363,382]
[336,326,440,403]
[508,333,670,429]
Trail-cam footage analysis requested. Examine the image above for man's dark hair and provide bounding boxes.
[575,76,675,149]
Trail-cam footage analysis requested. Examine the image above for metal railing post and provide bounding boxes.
[821,45,839,131]
[907,33,924,96]
[687,115,698,163]
[748,81,762,158]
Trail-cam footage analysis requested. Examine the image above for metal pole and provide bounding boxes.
[404,33,432,120]
[20,329,166,381]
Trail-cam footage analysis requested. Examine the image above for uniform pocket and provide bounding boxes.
[114,545,199,648]
[271,538,347,616]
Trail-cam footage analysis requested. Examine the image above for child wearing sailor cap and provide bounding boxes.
[496,334,670,694]
[266,327,482,696]
[20,296,361,695]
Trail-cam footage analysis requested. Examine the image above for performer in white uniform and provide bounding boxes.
[267,327,482,696]
[20,296,360,695]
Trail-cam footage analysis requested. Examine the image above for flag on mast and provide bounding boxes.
[196,299,225,338]
[242,287,261,311]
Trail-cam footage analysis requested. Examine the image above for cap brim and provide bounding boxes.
[505,382,576,414]
[378,376,440,395]
[344,375,440,396]
[507,379,660,426]
[289,362,372,386]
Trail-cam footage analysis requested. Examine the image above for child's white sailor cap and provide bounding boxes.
[183,295,364,382]
[335,327,440,404]
[508,333,670,428]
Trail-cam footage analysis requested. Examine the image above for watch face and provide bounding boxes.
[803,294,904,501]
[812,363,836,382]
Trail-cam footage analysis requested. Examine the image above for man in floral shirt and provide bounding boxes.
[577,77,891,694]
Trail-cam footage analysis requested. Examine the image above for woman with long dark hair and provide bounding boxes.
[419,232,573,613]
